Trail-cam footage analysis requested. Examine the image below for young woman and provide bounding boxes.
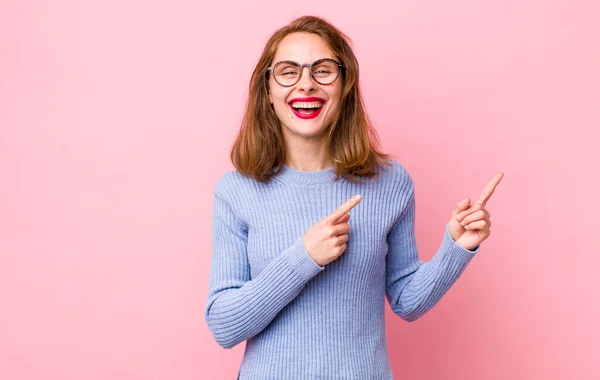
[205,15,502,380]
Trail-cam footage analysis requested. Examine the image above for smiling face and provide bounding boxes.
[268,32,343,140]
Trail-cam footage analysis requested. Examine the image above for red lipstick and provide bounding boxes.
[288,97,326,120]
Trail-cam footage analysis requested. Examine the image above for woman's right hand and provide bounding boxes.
[302,195,363,266]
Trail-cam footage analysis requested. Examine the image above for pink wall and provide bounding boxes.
[1,0,598,379]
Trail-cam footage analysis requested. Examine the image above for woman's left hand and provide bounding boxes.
[448,173,504,251]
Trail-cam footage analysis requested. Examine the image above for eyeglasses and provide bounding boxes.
[267,58,343,87]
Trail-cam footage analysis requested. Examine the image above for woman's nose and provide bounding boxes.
[297,66,317,92]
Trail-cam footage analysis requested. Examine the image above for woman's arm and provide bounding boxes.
[205,191,324,349]
[385,186,479,322]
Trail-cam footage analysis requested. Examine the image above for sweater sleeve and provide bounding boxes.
[385,185,479,322]
[204,189,325,349]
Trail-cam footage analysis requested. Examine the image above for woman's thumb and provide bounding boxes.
[458,197,470,210]
[452,197,470,219]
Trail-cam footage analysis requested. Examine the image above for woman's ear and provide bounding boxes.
[265,78,273,104]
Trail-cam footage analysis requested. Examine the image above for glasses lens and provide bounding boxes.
[273,61,301,86]
[312,60,339,85]
[272,60,341,86]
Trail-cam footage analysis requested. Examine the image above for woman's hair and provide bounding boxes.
[231,15,394,184]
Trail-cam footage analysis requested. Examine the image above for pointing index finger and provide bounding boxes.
[326,195,362,223]
[478,172,504,206]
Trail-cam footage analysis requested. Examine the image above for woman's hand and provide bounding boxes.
[448,173,504,251]
[303,195,362,266]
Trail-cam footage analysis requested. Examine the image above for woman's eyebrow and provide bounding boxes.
[275,58,336,64]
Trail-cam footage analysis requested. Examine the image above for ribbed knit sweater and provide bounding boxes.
[205,159,479,380]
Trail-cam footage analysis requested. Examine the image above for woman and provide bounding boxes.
[205,15,502,379]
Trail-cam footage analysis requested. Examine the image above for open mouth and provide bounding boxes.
[288,100,325,119]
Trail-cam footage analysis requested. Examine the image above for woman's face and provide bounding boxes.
[268,32,343,140]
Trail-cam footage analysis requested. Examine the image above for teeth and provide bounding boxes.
[291,101,323,109]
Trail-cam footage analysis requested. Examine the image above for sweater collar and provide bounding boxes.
[272,163,339,185]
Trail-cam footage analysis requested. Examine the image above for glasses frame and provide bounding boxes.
[267,58,344,87]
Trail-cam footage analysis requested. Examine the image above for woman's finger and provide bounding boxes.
[478,172,504,206]
[464,220,489,230]
[452,198,470,218]
[338,213,350,223]
[460,210,487,226]
[456,202,486,222]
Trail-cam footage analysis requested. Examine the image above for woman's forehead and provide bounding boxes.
[273,32,335,63]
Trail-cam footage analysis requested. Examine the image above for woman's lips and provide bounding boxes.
[288,97,326,120]
[288,103,325,119]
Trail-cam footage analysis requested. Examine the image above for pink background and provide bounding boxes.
[1,0,598,379]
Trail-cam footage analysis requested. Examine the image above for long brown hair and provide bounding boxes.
[231,15,394,184]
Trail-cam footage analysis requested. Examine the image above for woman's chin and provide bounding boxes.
[282,123,327,138]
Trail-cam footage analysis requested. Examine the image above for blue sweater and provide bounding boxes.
[205,159,479,379]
